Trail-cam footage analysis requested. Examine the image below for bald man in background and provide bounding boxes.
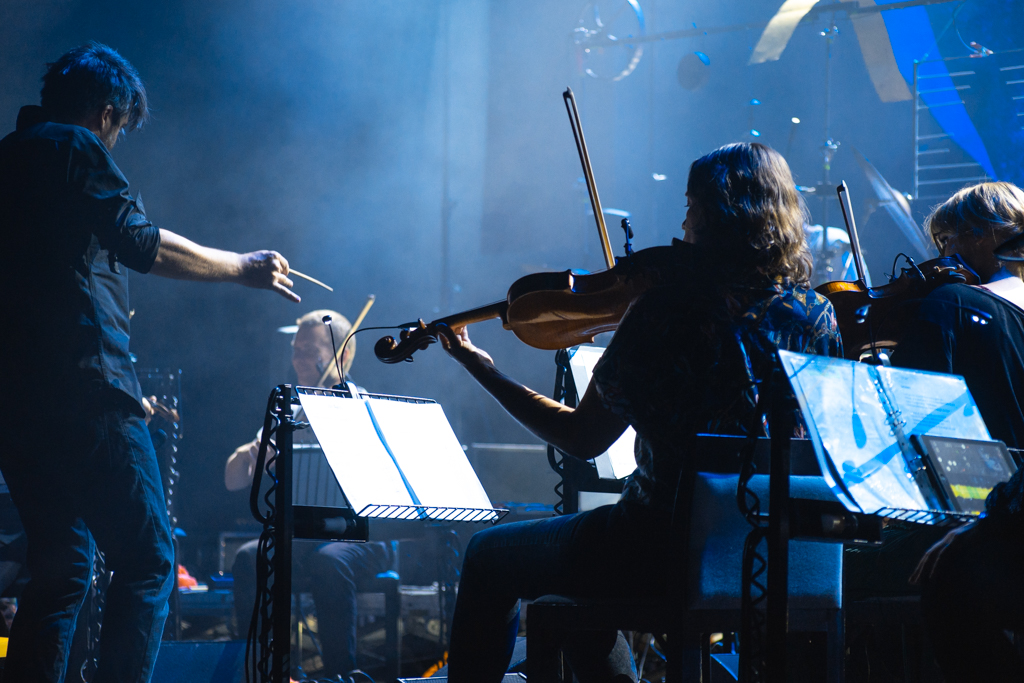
[226,310,393,679]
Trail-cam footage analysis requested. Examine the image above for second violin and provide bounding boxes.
[816,182,979,361]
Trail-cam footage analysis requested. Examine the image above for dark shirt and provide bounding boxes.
[894,282,1024,533]
[592,279,842,515]
[0,106,160,412]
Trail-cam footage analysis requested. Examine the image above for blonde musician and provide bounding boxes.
[896,182,1024,682]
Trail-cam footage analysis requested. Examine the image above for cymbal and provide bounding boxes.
[852,146,935,261]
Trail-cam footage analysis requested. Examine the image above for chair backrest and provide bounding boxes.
[686,473,843,611]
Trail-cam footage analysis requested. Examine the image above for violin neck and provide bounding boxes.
[434,301,509,329]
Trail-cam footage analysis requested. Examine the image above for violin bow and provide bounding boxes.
[563,88,616,270]
[316,294,376,387]
[836,182,872,288]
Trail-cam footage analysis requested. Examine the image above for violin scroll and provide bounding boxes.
[374,301,510,364]
[374,320,439,364]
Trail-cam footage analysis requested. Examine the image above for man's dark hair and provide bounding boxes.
[41,41,149,131]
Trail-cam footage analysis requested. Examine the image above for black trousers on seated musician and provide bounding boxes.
[232,538,392,675]
[448,502,661,683]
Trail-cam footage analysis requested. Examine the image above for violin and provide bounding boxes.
[818,256,979,361]
[816,183,979,361]
[374,242,690,363]
[375,88,685,364]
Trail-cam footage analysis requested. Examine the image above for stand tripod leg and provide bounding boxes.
[766,389,792,683]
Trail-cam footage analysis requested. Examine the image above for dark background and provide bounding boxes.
[2,0,1020,576]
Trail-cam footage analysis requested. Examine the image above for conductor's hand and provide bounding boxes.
[437,324,495,372]
[239,251,300,303]
[909,520,975,585]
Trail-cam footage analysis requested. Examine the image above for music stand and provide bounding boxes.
[246,385,506,683]
[746,351,1013,682]
[778,349,1000,523]
[297,387,502,522]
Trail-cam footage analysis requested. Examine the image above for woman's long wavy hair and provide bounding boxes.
[686,142,812,286]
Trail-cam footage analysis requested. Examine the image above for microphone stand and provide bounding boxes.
[819,13,841,238]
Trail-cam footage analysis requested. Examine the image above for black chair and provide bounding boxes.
[365,570,402,683]
[293,568,402,683]
[526,472,845,683]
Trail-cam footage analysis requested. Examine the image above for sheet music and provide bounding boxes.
[569,346,637,480]
[880,366,991,441]
[779,351,991,515]
[297,393,414,511]
[365,398,494,512]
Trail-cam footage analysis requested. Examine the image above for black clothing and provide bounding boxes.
[0,107,173,683]
[448,504,667,683]
[0,396,174,683]
[592,280,842,515]
[985,466,1024,536]
[894,282,1024,530]
[890,281,1024,681]
[895,282,1024,449]
[0,105,160,412]
[921,522,1024,683]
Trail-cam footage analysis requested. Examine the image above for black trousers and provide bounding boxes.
[0,392,175,683]
[447,503,669,683]
[921,522,1024,682]
[232,538,392,676]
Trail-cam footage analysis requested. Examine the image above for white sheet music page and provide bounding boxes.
[568,346,637,480]
[878,366,991,441]
[780,352,925,513]
[297,392,415,512]
[365,399,493,513]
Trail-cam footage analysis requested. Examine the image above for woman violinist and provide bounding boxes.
[437,142,842,683]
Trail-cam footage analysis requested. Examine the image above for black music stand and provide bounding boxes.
[752,350,1007,681]
[246,385,507,683]
[546,349,637,515]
